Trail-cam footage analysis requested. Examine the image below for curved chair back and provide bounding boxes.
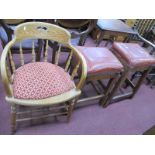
[14,22,71,44]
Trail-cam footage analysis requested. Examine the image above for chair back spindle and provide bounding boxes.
[55,44,61,65]
[19,42,24,65]
[8,50,16,73]
[65,50,73,72]
[44,40,49,62]
[71,61,80,80]
[6,63,12,83]
[32,40,36,62]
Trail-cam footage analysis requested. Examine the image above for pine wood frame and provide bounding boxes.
[0,22,87,134]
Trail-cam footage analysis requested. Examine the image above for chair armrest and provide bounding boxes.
[136,32,155,55]
[71,20,97,38]
[136,32,155,49]
[0,40,15,97]
[69,45,87,90]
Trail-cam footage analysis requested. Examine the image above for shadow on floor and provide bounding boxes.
[143,125,155,135]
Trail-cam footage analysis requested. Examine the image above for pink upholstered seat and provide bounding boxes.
[113,42,155,68]
[13,62,75,99]
[76,46,123,74]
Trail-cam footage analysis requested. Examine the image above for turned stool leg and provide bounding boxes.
[67,100,75,122]
[11,105,17,134]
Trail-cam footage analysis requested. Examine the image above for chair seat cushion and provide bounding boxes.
[76,46,123,74]
[13,62,75,99]
[113,42,155,68]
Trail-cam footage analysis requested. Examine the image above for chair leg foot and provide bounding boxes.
[67,100,75,122]
[101,97,110,108]
[11,105,17,134]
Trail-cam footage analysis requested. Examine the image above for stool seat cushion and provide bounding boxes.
[113,42,155,68]
[13,62,75,99]
[76,46,123,74]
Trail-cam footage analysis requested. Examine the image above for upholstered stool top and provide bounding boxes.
[113,42,155,68]
[76,46,123,74]
[13,62,75,99]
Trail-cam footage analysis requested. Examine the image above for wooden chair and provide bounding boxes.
[101,33,155,107]
[0,19,43,62]
[0,22,87,134]
[130,19,155,41]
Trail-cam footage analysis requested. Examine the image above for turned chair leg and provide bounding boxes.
[11,105,17,134]
[67,100,75,122]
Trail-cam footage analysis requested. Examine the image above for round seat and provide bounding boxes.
[13,62,75,99]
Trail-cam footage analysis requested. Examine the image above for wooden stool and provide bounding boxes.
[101,42,155,107]
[74,46,124,106]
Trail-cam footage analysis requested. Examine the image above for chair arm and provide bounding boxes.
[136,32,155,50]
[0,40,15,97]
[69,45,87,90]
[71,20,97,39]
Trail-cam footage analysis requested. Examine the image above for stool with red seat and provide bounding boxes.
[101,42,155,107]
[75,46,124,106]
